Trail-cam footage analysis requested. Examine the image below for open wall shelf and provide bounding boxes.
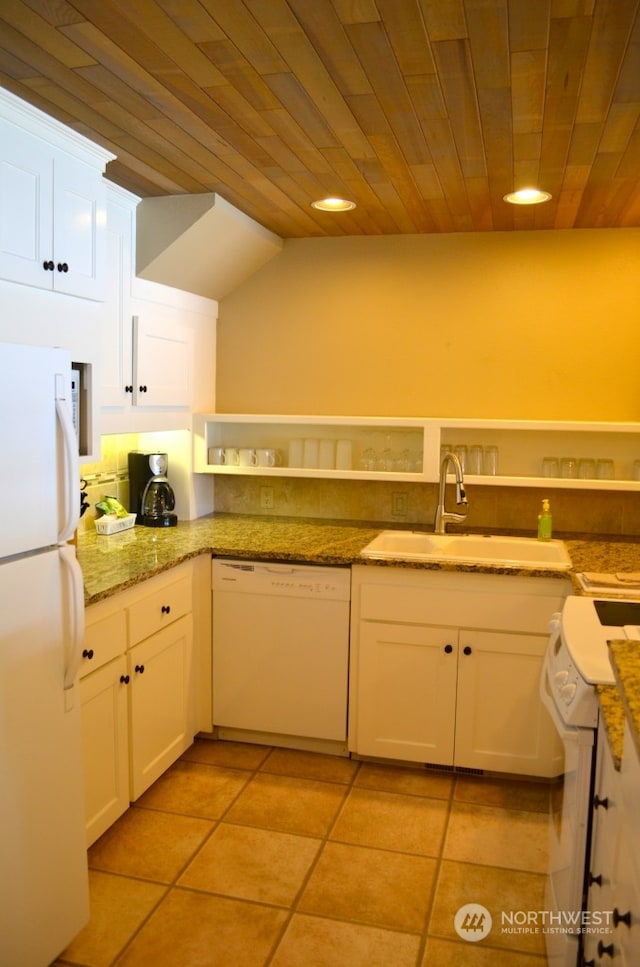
[193,414,640,490]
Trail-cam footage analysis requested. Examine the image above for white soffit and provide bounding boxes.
[135,193,283,300]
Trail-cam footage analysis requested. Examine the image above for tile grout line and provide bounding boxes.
[412,769,458,967]
[106,745,276,966]
[262,755,365,965]
[63,744,555,966]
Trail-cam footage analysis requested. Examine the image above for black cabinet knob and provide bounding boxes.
[597,940,614,957]
[593,794,609,810]
[57,261,69,273]
[161,604,171,614]
[125,385,133,393]
[139,385,148,393]
[82,648,94,660]
[444,643,453,654]
[463,645,472,656]
[120,674,130,685]
[613,907,631,928]
[42,259,54,271]
[588,872,602,887]
[135,664,145,674]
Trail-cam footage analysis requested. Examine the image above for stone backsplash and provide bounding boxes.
[213,475,640,538]
[82,434,640,539]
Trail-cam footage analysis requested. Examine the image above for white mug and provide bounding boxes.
[224,447,239,466]
[256,447,279,467]
[238,447,257,467]
[208,446,225,465]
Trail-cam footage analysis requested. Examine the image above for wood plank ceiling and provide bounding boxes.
[1,0,639,238]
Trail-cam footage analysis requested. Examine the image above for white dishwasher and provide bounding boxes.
[211,559,351,748]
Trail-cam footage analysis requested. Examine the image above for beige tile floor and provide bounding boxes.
[55,740,551,967]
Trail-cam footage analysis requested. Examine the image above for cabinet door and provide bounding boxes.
[455,630,562,776]
[52,152,106,299]
[613,812,640,966]
[128,614,193,800]
[0,121,52,288]
[584,726,621,963]
[354,621,457,763]
[101,196,133,407]
[80,655,129,847]
[132,312,192,408]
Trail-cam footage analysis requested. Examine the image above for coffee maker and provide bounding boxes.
[128,452,177,527]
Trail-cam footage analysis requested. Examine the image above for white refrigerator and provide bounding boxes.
[0,342,89,966]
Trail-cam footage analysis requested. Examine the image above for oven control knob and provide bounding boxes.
[560,682,577,704]
[554,670,570,687]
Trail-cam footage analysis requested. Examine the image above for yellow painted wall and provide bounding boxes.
[217,228,639,421]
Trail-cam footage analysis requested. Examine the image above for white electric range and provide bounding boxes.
[540,593,640,967]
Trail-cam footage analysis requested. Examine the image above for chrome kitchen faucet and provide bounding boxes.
[434,451,469,534]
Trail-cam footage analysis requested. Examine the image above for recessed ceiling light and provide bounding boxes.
[503,188,552,205]
[311,197,356,212]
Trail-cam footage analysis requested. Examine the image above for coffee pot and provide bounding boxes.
[128,452,178,527]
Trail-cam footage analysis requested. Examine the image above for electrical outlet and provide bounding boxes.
[260,486,275,510]
[392,492,408,517]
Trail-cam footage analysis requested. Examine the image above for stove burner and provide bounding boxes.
[594,599,640,626]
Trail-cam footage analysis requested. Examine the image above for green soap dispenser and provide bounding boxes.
[538,498,553,541]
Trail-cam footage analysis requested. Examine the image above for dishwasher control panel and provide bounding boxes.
[212,559,352,601]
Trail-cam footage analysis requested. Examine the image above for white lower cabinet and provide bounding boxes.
[128,615,192,800]
[79,655,129,847]
[584,718,640,964]
[80,562,195,846]
[349,565,569,776]
[356,621,457,764]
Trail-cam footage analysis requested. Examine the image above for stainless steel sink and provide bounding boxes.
[361,531,572,570]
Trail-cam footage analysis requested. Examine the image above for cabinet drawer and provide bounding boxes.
[128,574,192,646]
[359,582,566,633]
[81,608,127,678]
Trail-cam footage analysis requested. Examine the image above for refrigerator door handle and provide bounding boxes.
[60,544,85,694]
[55,373,79,545]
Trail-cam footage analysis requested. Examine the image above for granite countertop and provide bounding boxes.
[596,683,626,769]
[76,514,640,606]
[77,515,381,604]
[608,639,640,762]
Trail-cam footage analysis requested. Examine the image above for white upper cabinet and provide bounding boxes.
[101,184,217,435]
[132,312,192,408]
[102,186,134,408]
[0,89,113,300]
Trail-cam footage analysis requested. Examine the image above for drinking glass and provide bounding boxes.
[578,458,596,479]
[542,457,559,477]
[484,446,499,475]
[560,457,578,479]
[596,459,614,480]
[453,445,467,472]
[359,447,377,471]
[468,445,483,474]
